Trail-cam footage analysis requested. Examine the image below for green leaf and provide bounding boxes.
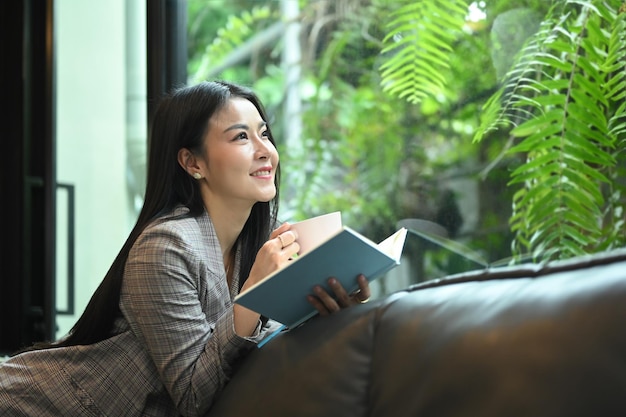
[511,110,564,137]
[379,0,466,104]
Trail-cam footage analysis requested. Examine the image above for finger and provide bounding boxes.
[355,274,371,302]
[270,222,291,239]
[307,295,330,316]
[276,235,300,262]
[277,234,286,249]
[327,277,352,307]
[313,285,340,313]
[276,230,297,248]
[283,242,300,261]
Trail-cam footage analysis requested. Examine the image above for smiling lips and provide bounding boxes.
[251,167,273,178]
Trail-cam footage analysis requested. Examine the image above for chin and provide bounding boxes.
[257,191,277,203]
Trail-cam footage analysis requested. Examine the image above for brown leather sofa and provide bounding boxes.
[208,249,626,417]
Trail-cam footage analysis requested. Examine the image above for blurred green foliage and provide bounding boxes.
[187,0,626,281]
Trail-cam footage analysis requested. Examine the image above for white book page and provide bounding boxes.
[289,211,343,255]
[377,228,408,261]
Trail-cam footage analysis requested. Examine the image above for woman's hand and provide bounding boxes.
[307,274,371,316]
[235,223,300,337]
[243,223,300,291]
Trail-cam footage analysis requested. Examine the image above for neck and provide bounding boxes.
[203,196,252,260]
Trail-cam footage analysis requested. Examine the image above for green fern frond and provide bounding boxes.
[191,6,273,82]
[474,11,568,142]
[601,4,626,250]
[379,0,468,104]
[503,0,626,262]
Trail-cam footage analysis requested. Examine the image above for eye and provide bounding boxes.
[261,129,270,139]
[233,131,249,141]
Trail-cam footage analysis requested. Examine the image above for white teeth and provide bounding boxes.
[252,170,271,176]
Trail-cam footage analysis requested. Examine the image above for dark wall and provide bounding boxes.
[0,0,26,355]
[0,0,56,355]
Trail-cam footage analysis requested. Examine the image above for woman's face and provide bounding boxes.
[198,97,279,208]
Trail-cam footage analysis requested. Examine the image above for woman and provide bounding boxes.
[0,81,370,416]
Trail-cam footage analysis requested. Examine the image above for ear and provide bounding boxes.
[177,148,204,179]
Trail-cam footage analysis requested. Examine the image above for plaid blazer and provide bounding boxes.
[0,207,280,417]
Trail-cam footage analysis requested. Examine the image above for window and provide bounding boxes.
[186,0,626,294]
[54,0,147,338]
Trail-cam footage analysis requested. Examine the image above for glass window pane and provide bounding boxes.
[54,0,147,338]
[187,1,622,293]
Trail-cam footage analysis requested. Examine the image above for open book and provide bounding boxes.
[234,212,407,329]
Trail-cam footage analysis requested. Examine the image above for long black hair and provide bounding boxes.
[33,81,280,349]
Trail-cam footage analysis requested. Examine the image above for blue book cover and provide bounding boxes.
[234,225,407,329]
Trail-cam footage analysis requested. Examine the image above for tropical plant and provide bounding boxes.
[380,0,626,262]
[483,1,626,261]
[187,0,509,281]
[189,4,277,84]
[379,0,468,103]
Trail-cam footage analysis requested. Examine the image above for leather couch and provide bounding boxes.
[208,249,626,417]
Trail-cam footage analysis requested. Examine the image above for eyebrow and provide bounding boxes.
[223,121,267,133]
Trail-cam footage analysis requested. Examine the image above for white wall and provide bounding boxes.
[54,0,145,338]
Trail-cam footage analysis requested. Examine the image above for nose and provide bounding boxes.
[254,135,274,160]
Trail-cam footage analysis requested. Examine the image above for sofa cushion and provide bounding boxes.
[372,255,626,417]
[208,249,626,417]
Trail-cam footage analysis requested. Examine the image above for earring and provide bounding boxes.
[193,172,202,179]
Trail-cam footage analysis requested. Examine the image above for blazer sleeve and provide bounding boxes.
[121,220,261,417]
